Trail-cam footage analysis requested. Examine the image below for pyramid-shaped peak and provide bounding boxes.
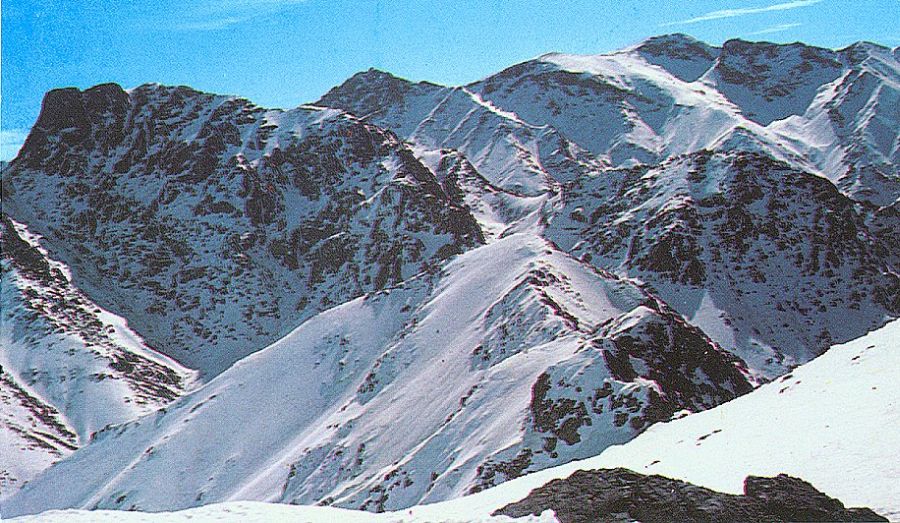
[638,33,710,47]
[635,33,719,55]
[342,68,444,90]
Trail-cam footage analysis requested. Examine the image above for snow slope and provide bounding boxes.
[10,319,898,520]
[3,233,752,516]
[6,502,552,523]
[0,215,196,494]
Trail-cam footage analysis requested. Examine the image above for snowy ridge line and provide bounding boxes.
[459,88,543,129]
[4,218,198,386]
[6,218,73,283]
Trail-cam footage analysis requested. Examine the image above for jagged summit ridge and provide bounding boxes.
[323,36,899,205]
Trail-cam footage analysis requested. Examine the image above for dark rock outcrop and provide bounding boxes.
[494,468,887,522]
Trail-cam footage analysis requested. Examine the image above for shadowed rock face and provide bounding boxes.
[3,83,484,377]
[494,468,887,523]
[546,151,900,376]
[634,33,719,82]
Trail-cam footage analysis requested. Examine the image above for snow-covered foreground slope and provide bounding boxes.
[11,319,898,521]
[6,502,552,523]
[3,233,752,516]
[410,318,900,521]
[0,215,196,494]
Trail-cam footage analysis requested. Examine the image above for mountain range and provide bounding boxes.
[1,34,897,519]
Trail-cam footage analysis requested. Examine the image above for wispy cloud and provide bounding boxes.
[746,22,803,36]
[661,0,822,27]
[207,0,307,10]
[1,129,29,162]
[172,16,246,31]
[169,0,307,32]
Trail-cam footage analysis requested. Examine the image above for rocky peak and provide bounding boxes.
[32,83,129,131]
[319,68,420,118]
[634,33,719,82]
[32,87,92,132]
[839,40,895,64]
[3,82,484,377]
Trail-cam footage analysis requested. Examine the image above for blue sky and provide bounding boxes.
[2,0,898,160]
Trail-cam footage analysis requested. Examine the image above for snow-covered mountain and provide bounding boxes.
[322,35,900,206]
[317,69,605,196]
[1,34,897,518]
[544,150,898,376]
[320,35,899,377]
[482,35,900,205]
